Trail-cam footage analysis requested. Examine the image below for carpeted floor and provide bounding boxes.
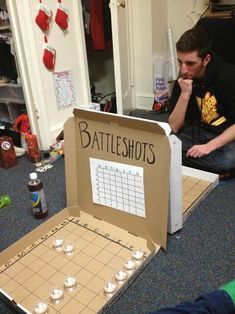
[0,126,234,313]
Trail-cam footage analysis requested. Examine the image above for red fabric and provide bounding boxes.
[35,4,52,32]
[55,6,68,31]
[13,114,30,133]
[43,46,56,70]
[90,0,105,50]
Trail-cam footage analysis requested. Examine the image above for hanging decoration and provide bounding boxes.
[43,36,56,71]
[35,0,52,33]
[55,0,69,32]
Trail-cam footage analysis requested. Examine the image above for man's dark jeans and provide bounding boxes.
[174,125,235,174]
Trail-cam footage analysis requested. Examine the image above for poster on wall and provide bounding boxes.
[53,70,76,110]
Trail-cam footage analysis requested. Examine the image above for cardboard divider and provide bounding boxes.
[64,109,171,249]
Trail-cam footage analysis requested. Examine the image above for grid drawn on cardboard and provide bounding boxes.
[0,217,147,314]
[182,175,211,214]
[92,160,145,217]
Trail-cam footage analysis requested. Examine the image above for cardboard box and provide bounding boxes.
[0,109,171,313]
[79,103,101,111]
[126,120,219,234]
[168,134,219,234]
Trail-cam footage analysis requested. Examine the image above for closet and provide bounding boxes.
[82,0,117,113]
[0,0,26,125]
[82,0,135,115]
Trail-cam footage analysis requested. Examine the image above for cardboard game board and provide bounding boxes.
[168,135,219,234]
[0,209,156,314]
[0,109,171,313]
[182,174,212,214]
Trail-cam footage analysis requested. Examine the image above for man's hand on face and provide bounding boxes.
[178,77,193,98]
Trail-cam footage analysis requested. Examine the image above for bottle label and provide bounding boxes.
[1,141,11,151]
[30,188,47,214]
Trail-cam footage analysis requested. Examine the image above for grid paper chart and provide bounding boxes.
[90,158,146,217]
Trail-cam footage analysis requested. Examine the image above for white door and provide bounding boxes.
[110,0,134,115]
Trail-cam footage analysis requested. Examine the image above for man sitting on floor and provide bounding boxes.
[168,26,235,179]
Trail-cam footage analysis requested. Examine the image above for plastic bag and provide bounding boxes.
[152,55,170,113]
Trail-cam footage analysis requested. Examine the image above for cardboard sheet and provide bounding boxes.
[0,109,171,313]
[0,208,157,314]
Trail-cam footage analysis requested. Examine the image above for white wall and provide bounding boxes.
[133,0,207,110]
[168,0,207,43]
[130,0,167,109]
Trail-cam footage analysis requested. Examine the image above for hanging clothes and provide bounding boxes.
[0,41,17,80]
[82,0,112,50]
[82,0,90,34]
[102,0,112,47]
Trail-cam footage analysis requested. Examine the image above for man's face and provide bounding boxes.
[177,51,210,80]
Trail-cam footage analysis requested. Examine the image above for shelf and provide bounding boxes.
[0,84,24,104]
[206,10,234,17]
[0,23,11,33]
[0,84,26,122]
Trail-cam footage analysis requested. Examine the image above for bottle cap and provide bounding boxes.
[30,172,38,180]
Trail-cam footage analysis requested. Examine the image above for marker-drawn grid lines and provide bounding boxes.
[0,218,136,314]
[91,159,145,217]
[182,175,211,214]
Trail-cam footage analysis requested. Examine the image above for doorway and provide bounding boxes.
[82,0,117,113]
[0,0,29,148]
[82,0,134,115]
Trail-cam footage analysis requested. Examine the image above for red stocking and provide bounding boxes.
[55,0,68,31]
[43,36,56,70]
[35,0,52,32]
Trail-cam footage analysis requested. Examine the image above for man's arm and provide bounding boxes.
[187,124,235,158]
[149,290,234,314]
[168,78,193,133]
